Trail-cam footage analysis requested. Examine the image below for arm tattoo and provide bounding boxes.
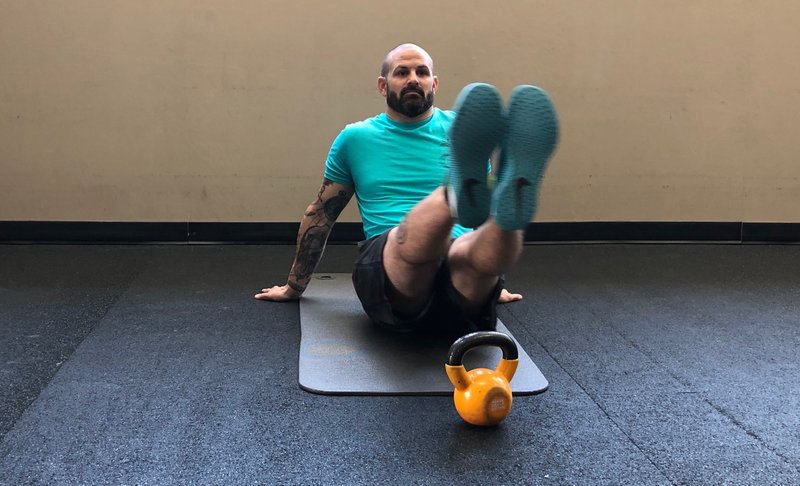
[324,192,349,220]
[316,179,350,220]
[287,280,306,293]
[292,225,328,282]
[288,179,353,289]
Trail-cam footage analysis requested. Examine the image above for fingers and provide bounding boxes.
[254,285,301,302]
[498,288,523,304]
[254,286,283,301]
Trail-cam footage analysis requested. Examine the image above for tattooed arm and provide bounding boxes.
[255,179,354,301]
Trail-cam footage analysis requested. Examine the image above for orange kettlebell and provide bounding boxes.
[445,331,519,426]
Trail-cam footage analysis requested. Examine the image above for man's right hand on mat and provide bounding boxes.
[254,285,302,302]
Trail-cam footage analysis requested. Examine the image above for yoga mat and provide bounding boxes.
[298,274,548,395]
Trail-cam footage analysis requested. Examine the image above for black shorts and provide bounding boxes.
[351,228,503,335]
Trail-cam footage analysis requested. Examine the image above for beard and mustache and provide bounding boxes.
[386,85,435,118]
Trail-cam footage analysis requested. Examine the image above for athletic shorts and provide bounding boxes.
[351,228,503,335]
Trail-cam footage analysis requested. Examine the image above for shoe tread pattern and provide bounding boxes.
[448,83,506,228]
[493,85,559,230]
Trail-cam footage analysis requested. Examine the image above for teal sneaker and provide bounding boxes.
[446,83,506,228]
[491,85,559,230]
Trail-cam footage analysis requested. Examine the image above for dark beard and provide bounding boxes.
[386,86,435,118]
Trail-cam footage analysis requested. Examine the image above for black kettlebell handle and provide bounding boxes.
[446,331,519,366]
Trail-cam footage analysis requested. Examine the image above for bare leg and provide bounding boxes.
[441,84,558,312]
[384,186,524,317]
[383,187,453,316]
[447,219,523,313]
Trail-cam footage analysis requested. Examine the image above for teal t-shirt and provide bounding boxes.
[324,108,471,239]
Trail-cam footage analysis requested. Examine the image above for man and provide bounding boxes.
[255,43,558,335]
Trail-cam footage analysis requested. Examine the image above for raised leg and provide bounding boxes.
[383,192,524,319]
[447,220,523,313]
[382,187,453,316]
[383,83,559,321]
[445,84,559,313]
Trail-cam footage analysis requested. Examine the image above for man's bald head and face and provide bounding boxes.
[377,44,439,122]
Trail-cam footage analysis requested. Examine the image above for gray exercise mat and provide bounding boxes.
[298,273,548,395]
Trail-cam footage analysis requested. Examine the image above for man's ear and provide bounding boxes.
[432,75,439,94]
[377,76,388,97]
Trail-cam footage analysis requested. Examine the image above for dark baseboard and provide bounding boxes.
[0,221,365,244]
[1,221,799,244]
[741,223,800,243]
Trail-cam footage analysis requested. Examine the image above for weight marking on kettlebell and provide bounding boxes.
[489,398,507,411]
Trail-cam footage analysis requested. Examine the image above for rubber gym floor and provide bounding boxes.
[1,243,798,485]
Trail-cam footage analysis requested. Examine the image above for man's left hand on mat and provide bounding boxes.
[498,288,522,303]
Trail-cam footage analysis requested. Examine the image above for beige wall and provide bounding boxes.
[1,0,798,223]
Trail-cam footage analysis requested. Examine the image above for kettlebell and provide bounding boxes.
[445,331,519,426]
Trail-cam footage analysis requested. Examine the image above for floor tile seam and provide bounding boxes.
[0,248,155,453]
[547,280,696,391]
[501,303,676,485]
[701,397,800,475]
[577,283,762,396]
[523,278,784,482]
[588,291,800,474]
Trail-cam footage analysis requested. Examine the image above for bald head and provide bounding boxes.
[378,43,439,121]
[381,43,434,77]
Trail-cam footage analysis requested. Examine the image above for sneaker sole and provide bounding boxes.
[448,83,505,228]
[493,85,559,230]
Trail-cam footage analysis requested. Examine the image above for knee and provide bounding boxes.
[386,224,450,265]
[448,230,523,276]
